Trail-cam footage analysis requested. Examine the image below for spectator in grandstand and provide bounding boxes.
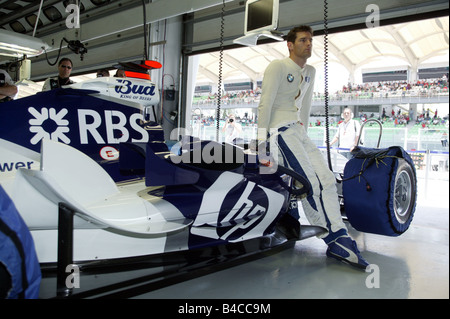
[330,108,361,159]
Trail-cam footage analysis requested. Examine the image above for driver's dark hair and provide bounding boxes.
[286,25,314,43]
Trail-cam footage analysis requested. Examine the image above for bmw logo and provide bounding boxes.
[287,74,294,83]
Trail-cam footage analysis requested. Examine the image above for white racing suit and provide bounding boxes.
[275,122,348,243]
[258,57,347,243]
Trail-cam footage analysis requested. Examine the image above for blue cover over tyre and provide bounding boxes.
[342,146,417,236]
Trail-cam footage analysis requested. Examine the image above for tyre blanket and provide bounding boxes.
[343,146,417,236]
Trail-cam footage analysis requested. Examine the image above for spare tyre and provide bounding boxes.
[342,146,417,236]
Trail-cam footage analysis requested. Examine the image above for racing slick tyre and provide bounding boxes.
[342,146,417,236]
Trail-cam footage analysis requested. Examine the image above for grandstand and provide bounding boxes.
[192,78,448,123]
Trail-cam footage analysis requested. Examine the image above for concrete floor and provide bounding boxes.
[37,173,448,299]
[132,175,449,299]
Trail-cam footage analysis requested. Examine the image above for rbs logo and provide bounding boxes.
[28,107,148,146]
[78,109,148,144]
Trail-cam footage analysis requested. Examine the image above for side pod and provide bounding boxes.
[145,142,200,186]
[16,139,192,235]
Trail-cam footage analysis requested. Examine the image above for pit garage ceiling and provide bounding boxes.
[0,0,235,78]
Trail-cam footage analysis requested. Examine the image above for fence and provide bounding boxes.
[192,89,449,109]
[189,121,449,179]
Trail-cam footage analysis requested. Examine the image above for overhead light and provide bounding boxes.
[0,29,50,58]
[0,42,42,56]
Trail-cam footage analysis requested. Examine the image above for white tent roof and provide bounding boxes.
[195,16,449,87]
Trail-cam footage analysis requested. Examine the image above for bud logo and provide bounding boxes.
[29,107,70,145]
[115,80,156,96]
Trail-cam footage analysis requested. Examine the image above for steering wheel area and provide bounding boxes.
[276,165,311,197]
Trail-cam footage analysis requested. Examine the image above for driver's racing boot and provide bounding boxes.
[326,236,369,269]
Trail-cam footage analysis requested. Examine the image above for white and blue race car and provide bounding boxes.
[0,67,417,298]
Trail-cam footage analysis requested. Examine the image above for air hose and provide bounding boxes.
[323,0,333,171]
[216,0,226,142]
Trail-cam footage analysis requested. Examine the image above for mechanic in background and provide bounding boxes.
[114,69,126,78]
[330,107,361,159]
[96,69,110,77]
[0,69,18,102]
[42,58,74,91]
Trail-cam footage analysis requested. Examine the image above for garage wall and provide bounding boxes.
[22,0,234,80]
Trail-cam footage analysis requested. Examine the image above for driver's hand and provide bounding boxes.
[259,158,272,167]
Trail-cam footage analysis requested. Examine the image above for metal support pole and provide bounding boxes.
[424,150,431,200]
[57,203,74,297]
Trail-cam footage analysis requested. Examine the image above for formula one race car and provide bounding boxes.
[0,67,417,298]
